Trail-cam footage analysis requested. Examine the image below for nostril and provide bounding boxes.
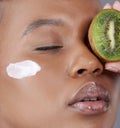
[93,68,101,75]
[77,69,87,74]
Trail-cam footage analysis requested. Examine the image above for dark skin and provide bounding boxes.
[0,0,119,128]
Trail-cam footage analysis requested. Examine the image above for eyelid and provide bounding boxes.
[35,45,63,51]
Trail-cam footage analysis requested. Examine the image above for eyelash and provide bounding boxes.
[35,45,63,51]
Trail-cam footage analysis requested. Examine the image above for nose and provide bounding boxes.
[67,44,103,78]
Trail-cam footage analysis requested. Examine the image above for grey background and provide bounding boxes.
[100,0,120,128]
[100,0,116,5]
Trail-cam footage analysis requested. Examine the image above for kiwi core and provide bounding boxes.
[108,21,115,50]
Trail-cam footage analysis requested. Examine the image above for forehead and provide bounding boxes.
[0,0,101,27]
[2,0,101,17]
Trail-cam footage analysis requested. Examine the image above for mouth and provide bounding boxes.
[68,82,110,115]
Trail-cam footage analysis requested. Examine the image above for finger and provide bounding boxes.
[113,1,120,11]
[105,62,120,73]
[103,3,112,9]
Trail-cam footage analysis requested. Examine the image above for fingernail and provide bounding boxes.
[103,3,112,9]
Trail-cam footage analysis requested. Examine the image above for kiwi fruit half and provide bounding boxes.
[89,9,120,62]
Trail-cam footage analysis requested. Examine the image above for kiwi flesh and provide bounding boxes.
[89,9,120,62]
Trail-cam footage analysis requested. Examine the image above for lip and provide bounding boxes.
[68,82,111,115]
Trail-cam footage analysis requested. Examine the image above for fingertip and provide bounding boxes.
[103,3,112,9]
[113,0,120,5]
[113,1,120,11]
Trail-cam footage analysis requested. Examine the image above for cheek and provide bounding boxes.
[6,60,41,79]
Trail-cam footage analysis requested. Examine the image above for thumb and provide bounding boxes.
[105,62,120,73]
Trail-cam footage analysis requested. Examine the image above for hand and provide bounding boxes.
[103,1,120,73]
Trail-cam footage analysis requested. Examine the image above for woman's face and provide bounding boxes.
[0,0,119,128]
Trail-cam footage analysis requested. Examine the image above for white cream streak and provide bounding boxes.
[6,60,41,79]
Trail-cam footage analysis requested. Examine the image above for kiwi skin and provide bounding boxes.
[88,9,120,62]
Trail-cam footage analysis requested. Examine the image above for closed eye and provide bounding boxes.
[35,45,63,51]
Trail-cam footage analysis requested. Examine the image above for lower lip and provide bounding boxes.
[69,100,109,115]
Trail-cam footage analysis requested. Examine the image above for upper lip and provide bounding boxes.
[68,82,110,106]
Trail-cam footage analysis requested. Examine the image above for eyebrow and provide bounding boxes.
[22,19,64,38]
